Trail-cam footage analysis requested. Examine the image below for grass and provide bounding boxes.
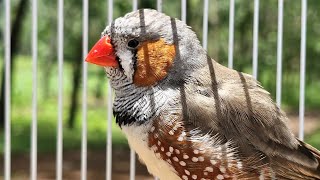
[0,55,319,154]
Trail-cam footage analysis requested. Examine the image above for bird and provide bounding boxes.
[86,9,320,180]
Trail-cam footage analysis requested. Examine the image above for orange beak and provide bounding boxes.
[85,36,119,67]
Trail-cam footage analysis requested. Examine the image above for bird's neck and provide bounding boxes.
[107,70,167,126]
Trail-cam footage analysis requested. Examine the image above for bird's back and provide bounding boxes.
[180,58,320,179]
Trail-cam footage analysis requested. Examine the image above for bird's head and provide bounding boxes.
[86,9,207,90]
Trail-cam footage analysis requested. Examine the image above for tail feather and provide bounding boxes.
[272,140,320,179]
[298,140,320,172]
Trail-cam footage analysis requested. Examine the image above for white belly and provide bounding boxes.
[121,123,180,180]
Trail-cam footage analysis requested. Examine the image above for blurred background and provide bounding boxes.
[0,0,319,179]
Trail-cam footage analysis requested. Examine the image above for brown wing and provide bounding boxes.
[178,60,320,179]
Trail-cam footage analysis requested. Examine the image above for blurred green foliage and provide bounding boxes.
[0,55,127,153]
[0,0,319,153]
[307,129,320,150]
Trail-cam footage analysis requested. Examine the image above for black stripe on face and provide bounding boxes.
[133,49,138,71]
[115,56,124,71]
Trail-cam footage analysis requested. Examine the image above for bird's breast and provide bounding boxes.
[147,116,243,180]
[121,121,181,180]
[121,113,248,180]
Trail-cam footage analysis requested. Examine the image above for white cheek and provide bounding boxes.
[118,50,134,81]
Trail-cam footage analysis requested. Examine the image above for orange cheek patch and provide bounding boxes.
[133,38,176,87]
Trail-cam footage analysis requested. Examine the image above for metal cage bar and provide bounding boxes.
[129,148,136,180]
[299,0,307,140]
[202,0,209,50]
[31,0,38,179]
[129,2,138,180]
[4,0,11,179]
[228,0,235,69]
[252,0,259,79]
[133,0,138,13]
[181,0,187,23]
[276,0,284,107]
[157,0,162,12]
[56,0,64,179]
[81,0,89,179]
[106,0,114,179]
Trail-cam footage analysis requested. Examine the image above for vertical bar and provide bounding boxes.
[299,0,307,140]
[56,0,64,179]
[106,1,113,180]
[252,0,259,79]
[129,149,136,180]
[202,0,209,50]
[129,2,138,180]
[106,81,113,180]
[181,0,187,22]
[4,0,11,179]
[133,0,138,11]
[81,0,88,179]
[228,0,235,69]
[157,0,162,12]
[108,0,113,24]
[129,2,137,180]
[276,0,283,107]
[31,0,38,179]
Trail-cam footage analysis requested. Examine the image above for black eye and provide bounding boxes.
[127,39,139,49]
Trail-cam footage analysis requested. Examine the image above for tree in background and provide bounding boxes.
[0,0,28,127]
